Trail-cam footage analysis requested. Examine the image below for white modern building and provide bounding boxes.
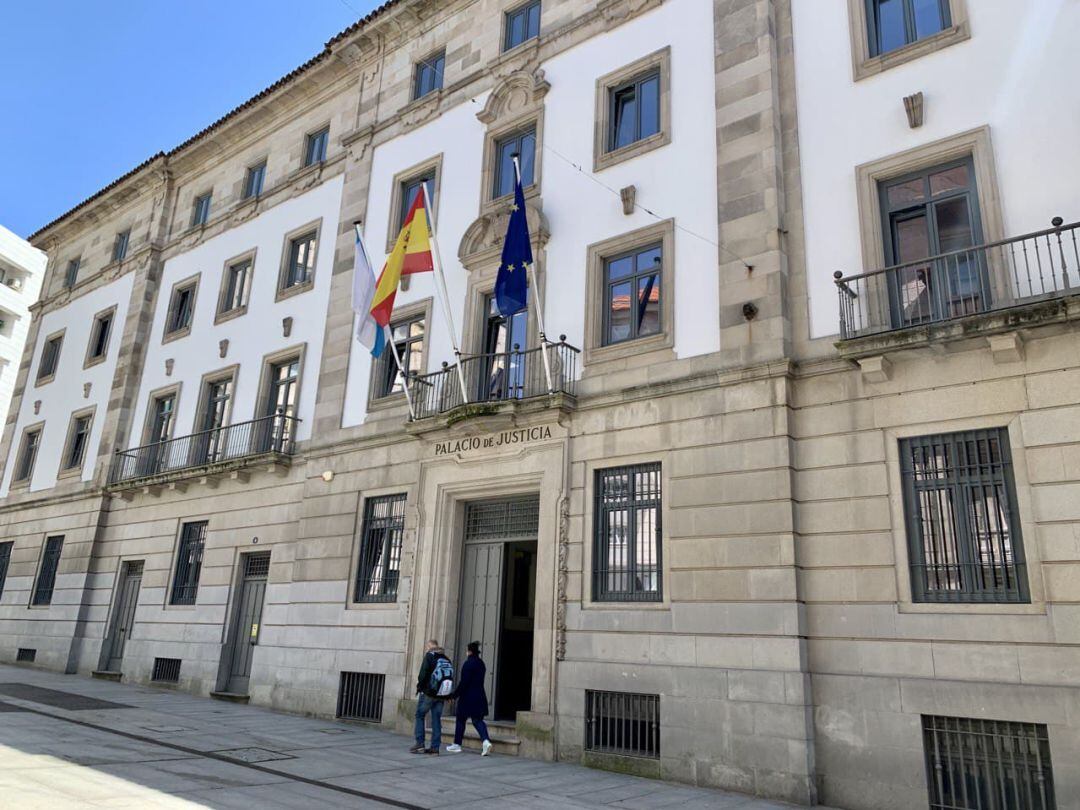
[1,2,1078,808]
[0,226,46,434]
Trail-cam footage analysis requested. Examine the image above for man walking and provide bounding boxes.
[410,639,453,755]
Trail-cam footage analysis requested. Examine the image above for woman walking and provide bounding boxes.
[446,641,493,756]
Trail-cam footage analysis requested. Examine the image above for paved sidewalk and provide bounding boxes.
[0,664,823,809]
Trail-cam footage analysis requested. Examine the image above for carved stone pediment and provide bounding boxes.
[476,70,550,125]
[458,199,549,268]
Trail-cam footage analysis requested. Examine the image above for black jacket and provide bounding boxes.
[452,654,488,718]
[416,649,449,698]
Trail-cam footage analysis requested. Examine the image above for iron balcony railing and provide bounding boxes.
[109,411,299,485]
[407,339,579,421]
[834,218,1080,339]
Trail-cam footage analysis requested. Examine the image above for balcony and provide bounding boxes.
[834,219,1080,347]
[407,339,579,422]
[108,412,299,490]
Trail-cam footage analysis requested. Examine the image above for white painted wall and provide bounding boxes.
[0,225,47,434]
[793,0,1080,338]
[1,272,133,496]
[342,0,719,426]
[130,175,344,447]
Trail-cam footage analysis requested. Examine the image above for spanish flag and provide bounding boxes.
[370,193,435,329]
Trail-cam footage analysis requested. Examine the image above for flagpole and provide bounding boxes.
[420,183,470,407]
[512,155,555,395]
[354,222,416,421]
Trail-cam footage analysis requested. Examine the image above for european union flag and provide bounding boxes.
[495,170,532,317]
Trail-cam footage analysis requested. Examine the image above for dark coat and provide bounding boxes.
[453,654,489,718]
[416,649,450,698]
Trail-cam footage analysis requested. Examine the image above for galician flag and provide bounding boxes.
[495,169,531,317]
[351,228,386,358]
[370,192,435,336]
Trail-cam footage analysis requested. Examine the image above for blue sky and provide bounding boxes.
[0,0,384,238]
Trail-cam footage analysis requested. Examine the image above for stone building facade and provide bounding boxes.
[0,226,47,432]
[1,1,1078,808]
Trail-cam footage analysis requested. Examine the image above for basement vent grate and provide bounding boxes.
[337,671,384,722]
[151,657,181,683]
[585,689,660,759]
[15,648,36,663]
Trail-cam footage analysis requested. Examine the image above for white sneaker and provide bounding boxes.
[446,744,463,753]
[481,739,493,757]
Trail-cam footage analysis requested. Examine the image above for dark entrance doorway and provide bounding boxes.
[457,496,538,722]
[105,561,143,672]
[224,552,269,694]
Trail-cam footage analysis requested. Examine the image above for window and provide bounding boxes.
[37,332,64,383]
[197,375,233,463]
[304,127,329,168]
[900,428,1028,603]
[922,715,1056,810]
[13,427,42,483]
[60,412,93,473]
[31,536,63,606]
[262,353,300,451]
[609,71,660,153]
[63,258,80,289]
[112,230,130,262]
[191,192,212,227]
[170,521,207,605]
[0,541,11,600]
[165,278,198,338]
[603,243,662,346]
[243,162,266,199]
[585,690,660,759]
[354,494,406,602]
[504,0,541,51]
[879,157,984,328]
[375,315,425,399]
[152,657,182,683]
[218,256,253,317]
[868,0,950,57]
[593,463,662,602]
[594,48,670,172]
[493,128,536,199]
[398,173,435,233]
[282,231,317,291]
[413,50,444,100]
[86,308,114,365]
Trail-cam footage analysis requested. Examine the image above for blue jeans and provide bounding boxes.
[414,695,444,750]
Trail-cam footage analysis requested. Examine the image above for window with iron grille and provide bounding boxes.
[900,428,1028,603]
[464,496,540,541]
[0,541,12,600]
[37,333,64,382]
[112,230,130,263]
[152,657,182,683]
[354,494,406,603]
[923,715,1056,810]
[31,536,63,606]
[504,0,541,51]
[585,690,660,759]
[170,521,207,606]
[16,648,36,663]
[337,671,385,722]
[283,231,317,289]
[593,463,662,602]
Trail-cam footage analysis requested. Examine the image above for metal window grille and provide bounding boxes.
[170,522,207,606]
[900,429,1028,603]
[585,690,660,759]
[464,496,540,541]
[151,657,182,683]
[593,463,662,602]
[354,494,406,603]
[31,536,64,606]
[244,552,270,578]
[337,672,385,722]
[0,541,12,599]
[923,715,1056,810]
[16,648,36,663]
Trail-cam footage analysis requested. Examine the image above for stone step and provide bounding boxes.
[91,671,122,682]
[209,691,250,704]
[432,720,520,755]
